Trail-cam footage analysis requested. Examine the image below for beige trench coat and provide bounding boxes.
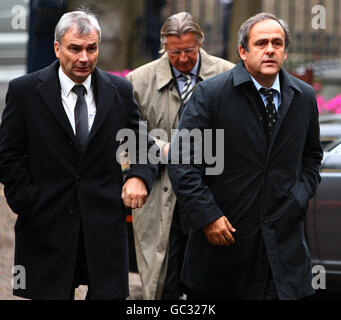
[126,49,234,299]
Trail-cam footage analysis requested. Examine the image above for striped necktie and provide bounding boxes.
[181,73,194,104]
[259,88,277,136]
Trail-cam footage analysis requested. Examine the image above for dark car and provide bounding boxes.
[319,114,341,148]
[306,139,341,290]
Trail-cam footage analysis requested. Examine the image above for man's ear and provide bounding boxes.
[54,41,61,59]
[238,45,247,61]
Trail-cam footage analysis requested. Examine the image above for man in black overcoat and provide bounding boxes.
[0,10,157,300]
[168,13,323,300]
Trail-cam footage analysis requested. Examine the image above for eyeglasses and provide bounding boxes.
[167,47,198,56]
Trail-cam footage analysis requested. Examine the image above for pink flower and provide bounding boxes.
[315,94,341,114]
[316,94,326,114]
[324,95,341,113]
[108,69,132,77]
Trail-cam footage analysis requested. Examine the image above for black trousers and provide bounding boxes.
[68,226,125,300]
[161,203,188,300]
[186,267,279,300]
[69,226,92,300]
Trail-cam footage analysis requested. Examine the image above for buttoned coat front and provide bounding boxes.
[168,62,323,300]
[0,60,157,299]
[126,49,234,299]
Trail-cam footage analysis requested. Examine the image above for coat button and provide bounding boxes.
[68,210,75,218]
[163,186,168,192]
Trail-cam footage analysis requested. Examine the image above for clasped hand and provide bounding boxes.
[121,177,148,209]
[204,216,236,246]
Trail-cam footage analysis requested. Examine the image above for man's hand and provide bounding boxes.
[204,216,236,246]
[162,142,170,160]
[121,177,148,209]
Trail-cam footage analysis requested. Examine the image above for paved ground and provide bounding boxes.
[0,184,142,300]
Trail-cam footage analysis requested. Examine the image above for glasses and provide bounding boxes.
[167,47,198,56]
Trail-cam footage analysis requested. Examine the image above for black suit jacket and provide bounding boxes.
[168,62,323,299]
[0,60,157,299]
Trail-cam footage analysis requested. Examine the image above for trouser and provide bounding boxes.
[69,226,92,300]
[186,267,279,300]
[161,202,188,300]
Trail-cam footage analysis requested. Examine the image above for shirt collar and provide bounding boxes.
[58,66,92,96]
[251,73,281,96]
[171,52,201,78]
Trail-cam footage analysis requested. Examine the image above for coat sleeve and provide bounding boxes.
[291,92,323,210]
[122,80,158,194]
[167,83,224,232]
[0,81,39,215]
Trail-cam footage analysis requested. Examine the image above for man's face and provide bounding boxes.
[54,26,99,83]
[239,19,287,87]
[166,32,201,74]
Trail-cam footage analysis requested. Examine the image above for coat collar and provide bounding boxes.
[156,48,221,90]
[37,60,76,145]
[231,61,303,156]
[36,60,117,152]
[232,61,302,94]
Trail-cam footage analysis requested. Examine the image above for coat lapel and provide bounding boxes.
[155,53,182,130]
[86,68,117,144]
[36,62,117,152]
[267,69,301,155]
[36,60,77,145]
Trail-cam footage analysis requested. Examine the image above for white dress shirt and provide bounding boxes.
[251,74,281,111]
[172,53,201,93]
[58,67,96,134]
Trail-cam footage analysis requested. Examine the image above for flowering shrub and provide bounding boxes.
[316,94,341,114]
[108,69,131,77]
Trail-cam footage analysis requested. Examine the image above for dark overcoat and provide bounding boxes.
[0,60,157,299]
[168,62,323,300]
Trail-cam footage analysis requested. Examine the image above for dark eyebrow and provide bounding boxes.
[68,42,98,47]
[255,37,283,43]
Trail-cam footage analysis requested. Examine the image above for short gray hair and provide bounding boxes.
[54,10,101,43]
[238,12,291,53]
[159,12,204,53]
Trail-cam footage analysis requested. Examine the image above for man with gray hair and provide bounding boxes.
[0,10,157,300]
[126,11,234,300]
[167,12,323,299]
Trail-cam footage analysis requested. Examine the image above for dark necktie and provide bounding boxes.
[259,88,277,136]
[72,84,89,149]
[181,73,194,104]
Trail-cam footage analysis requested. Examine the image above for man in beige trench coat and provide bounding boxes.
[126,12,234,300]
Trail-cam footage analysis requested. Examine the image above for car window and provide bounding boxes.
[329,143,341,154]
